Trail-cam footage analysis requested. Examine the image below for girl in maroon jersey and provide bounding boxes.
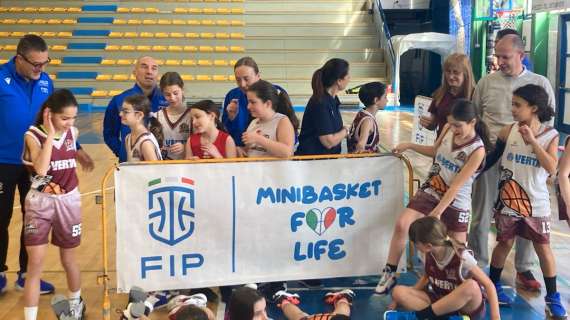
[388,217,500,320]
[186,100,237,159]
[21,89,90,320]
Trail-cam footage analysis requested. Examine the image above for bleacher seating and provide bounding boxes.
[0,1,246,105]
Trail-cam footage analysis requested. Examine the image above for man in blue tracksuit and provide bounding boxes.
[0,35,57,294]
[103,56,168,162]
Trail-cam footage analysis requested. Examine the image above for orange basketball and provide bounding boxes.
[500,180,532,217]
[429,175,448,195]
[45,182,64,195]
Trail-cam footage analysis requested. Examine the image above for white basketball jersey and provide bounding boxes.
[246,112,287,157]
[126,132,162,162]
[421,129,484,211]
[157,108,192,160]
[497,123,558,218]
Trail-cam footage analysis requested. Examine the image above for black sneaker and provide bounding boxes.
[259,282,287,302]
[298,279,323,289]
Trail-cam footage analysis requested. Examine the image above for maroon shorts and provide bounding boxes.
[427,289,486,319]
[407,190,469,232]
[24,188,82,248]
[495,212,550,244]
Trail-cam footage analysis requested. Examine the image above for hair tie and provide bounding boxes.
[149,112,158,119]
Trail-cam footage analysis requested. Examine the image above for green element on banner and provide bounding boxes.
[148,178,161,187]
[306,209,319,233]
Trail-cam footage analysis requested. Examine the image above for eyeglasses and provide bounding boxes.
[120,108,140,114]
[17,53,51,69]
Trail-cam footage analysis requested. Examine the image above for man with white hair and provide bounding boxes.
[470,34,556,301]
[103,56,168,162]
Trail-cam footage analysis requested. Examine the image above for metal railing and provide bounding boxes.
[372,0,396,87]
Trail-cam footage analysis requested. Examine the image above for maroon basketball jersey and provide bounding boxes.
[424,247,467,299]
[24,126,78,193]
[189,131,229,159]
[347,110,379,153]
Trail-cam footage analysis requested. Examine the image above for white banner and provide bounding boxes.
[412,95,437,146]
[114,156,405,292]
[532,0,569,12]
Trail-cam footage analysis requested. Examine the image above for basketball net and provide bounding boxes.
[495,9,519,30]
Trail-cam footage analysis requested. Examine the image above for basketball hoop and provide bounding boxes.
[495,9,522,30]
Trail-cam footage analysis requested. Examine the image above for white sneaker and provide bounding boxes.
[374,267,396,295]
[167,293,208,316]
[69,297,85,320]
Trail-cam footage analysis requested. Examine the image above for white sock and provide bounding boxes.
[69,289,81,305]
[24,306,38,320]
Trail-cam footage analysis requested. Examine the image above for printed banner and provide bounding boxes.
[412,95,437,146]
[532,0,569,12]
[114,156,405,292]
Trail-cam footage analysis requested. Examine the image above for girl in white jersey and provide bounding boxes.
[121,94,162,161]
[240,80,299,158]
[158,72,192,160]
[484,84,567,318]
[375,99,491,296]
[21,90,90,320]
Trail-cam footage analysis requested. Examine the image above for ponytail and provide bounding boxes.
[311,58,350,100]
[409,216,467,260]
[311,68,325,100]
[276,89,299,132]
[148,114,164,148]
[247,80,300,132]
[474,119,492,153]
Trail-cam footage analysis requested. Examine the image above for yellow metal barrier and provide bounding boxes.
[98,152,414,319]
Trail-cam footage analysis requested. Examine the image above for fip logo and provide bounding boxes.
[142,176,204,279]
[148,177,195,246]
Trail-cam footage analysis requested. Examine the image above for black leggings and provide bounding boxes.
[0,164,30,272]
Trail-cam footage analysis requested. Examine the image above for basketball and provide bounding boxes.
[500,179,532,217]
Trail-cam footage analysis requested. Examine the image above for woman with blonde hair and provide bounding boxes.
[420,53,476,137]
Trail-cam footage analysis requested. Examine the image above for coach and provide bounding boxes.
[0,35,93,294]
[103,56,168,162]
